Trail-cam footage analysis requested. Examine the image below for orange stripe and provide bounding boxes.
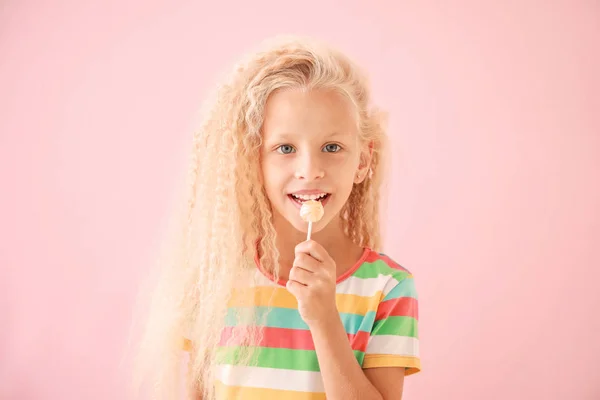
[362,354,421,375]
[215,380,326,400]
[228,286,381,315]
[228,286,297,308]
[336,292,381,315]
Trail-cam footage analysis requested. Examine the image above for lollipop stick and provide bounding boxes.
[307,221,313,241]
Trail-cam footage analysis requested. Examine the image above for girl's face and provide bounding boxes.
[260,88,371,236]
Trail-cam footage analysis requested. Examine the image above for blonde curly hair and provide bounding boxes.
[133,35,389,400]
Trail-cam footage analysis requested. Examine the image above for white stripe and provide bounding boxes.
[381,277,401,297]
[215,364,325,392]
[336,275,400,297]
[366,335,420,357]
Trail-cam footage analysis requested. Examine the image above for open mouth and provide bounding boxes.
[288,193,331,208]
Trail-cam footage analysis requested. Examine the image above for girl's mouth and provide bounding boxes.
[288,193,331,209]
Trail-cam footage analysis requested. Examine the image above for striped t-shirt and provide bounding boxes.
[187,248,420,399]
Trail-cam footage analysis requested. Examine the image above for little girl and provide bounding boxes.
[136,36,420,400]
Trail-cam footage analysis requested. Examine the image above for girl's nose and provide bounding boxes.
[294,153,325,181]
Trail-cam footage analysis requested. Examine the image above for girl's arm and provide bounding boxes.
[363,367,406,400]
[310,315,404,400]
[287,240,410,399]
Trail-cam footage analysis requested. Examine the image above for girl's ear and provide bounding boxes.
[354,141,374,184]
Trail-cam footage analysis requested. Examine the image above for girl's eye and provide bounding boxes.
[323,143,342,153]
[276,145,296,154]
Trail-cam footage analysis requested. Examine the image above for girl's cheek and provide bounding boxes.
[263,154,288,169]
[326,153,354,169]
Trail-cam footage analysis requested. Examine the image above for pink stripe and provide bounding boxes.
[375,297,419,321]
[220,326,371,352]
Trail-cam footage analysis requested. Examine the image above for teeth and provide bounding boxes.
[292,193,328,201]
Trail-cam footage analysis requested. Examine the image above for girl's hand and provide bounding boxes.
[286,240,338,327]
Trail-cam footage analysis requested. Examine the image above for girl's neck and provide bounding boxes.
[273,216,366,280]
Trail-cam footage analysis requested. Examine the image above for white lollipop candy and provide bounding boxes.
[300,200,324,240]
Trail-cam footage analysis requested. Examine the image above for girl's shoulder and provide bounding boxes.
[356,249,414,280]
[337,249,416,299]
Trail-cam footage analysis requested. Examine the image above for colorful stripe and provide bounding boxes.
[224,307,378,334]
[216,346,366,371]
[362,355,421,374]
[216,365,325,392]
[375,297,419,321]
[186,249,421,398]
[228,286,382,315]
[220,326,372,352]
[215,380,326,400]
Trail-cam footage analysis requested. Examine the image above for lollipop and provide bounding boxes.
[300,199,324,240]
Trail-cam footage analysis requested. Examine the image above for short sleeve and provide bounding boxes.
[362,274,421,375]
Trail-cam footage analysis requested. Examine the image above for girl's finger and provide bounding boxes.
[288,265,313,285]
[295,240,329,263]
[286,279,307,297]
[293,252,320,273]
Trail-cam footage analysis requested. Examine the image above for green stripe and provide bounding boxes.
[383,278,418,300]
[226,307,377,334]
[352,260,410,281]
[371,316,418,337]
[217,346,365,371]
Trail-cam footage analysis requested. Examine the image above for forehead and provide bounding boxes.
[262,88,358,140]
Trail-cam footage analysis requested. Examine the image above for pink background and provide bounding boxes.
[2,1,599,399]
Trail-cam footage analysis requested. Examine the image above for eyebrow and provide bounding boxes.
[268,131,348,141]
